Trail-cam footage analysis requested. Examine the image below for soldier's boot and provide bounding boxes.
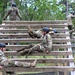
[20,45,40,55]
[30,59,37,67]
[27,25,35,38]
[28,25,32,32]
[17,44,34,52]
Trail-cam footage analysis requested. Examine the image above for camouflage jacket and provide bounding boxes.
[4,7,21,20]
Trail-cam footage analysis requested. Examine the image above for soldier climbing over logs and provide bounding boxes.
[17,26,58,55]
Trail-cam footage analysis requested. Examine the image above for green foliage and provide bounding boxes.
[0,0,9,23]
[17,0,66,20]
[0,0,75,22]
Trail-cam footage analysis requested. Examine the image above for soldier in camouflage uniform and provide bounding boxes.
[0,42,37,75]
[4,3,21,20]
[27,25,58,39]
[17,26,53,55]
[67,12,75,38]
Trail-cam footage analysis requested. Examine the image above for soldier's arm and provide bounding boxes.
[16,9,22,20]
[4,10,11,20]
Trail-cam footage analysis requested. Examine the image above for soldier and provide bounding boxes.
[67,12,75,38]
[0,42,37,75]
[27,25,58,39]
[4,3,22,20]
[17,26,53,55]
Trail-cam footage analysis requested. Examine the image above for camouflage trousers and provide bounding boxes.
[1,59,31,67]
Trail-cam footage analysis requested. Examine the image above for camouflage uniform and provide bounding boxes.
[17,27,52,55]
[40,33,52,52]
[67,13,75,38]
[0,42,37,75]
[32,30,52,52]
[0,49,34,67]
[4,6,21,20]
[28,26,58,39]
[28,30,42,38]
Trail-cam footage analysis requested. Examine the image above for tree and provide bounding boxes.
[17,0,66,20]
[0,0,9,23]
[1,0,75,22]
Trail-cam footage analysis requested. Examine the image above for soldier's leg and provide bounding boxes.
[17,44,34,52]
[28,31,35,38]
[20,44,40,55]
[4,60,32,68]
[14,60,37,67]
[28,25,35,38]
[2,61,16,75]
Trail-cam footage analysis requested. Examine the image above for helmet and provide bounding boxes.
[12,3,16,7]
[0,42,6,48]
[42,27,50,33]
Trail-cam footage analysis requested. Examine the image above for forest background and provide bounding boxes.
[0,0,75,24]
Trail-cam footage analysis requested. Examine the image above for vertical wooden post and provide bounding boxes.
[55,48,59,75]
[66,0,69,18]
[65,23,75,75]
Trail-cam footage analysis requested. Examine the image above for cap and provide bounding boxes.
[42,27,50,33]
[12,3,16,7]
[0,42,6,48]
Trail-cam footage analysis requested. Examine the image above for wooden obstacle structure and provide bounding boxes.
[0,20,75,75]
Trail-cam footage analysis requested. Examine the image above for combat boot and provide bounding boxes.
[28,25,32,32]
[28,25,36,38]
[30,59,37,67]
